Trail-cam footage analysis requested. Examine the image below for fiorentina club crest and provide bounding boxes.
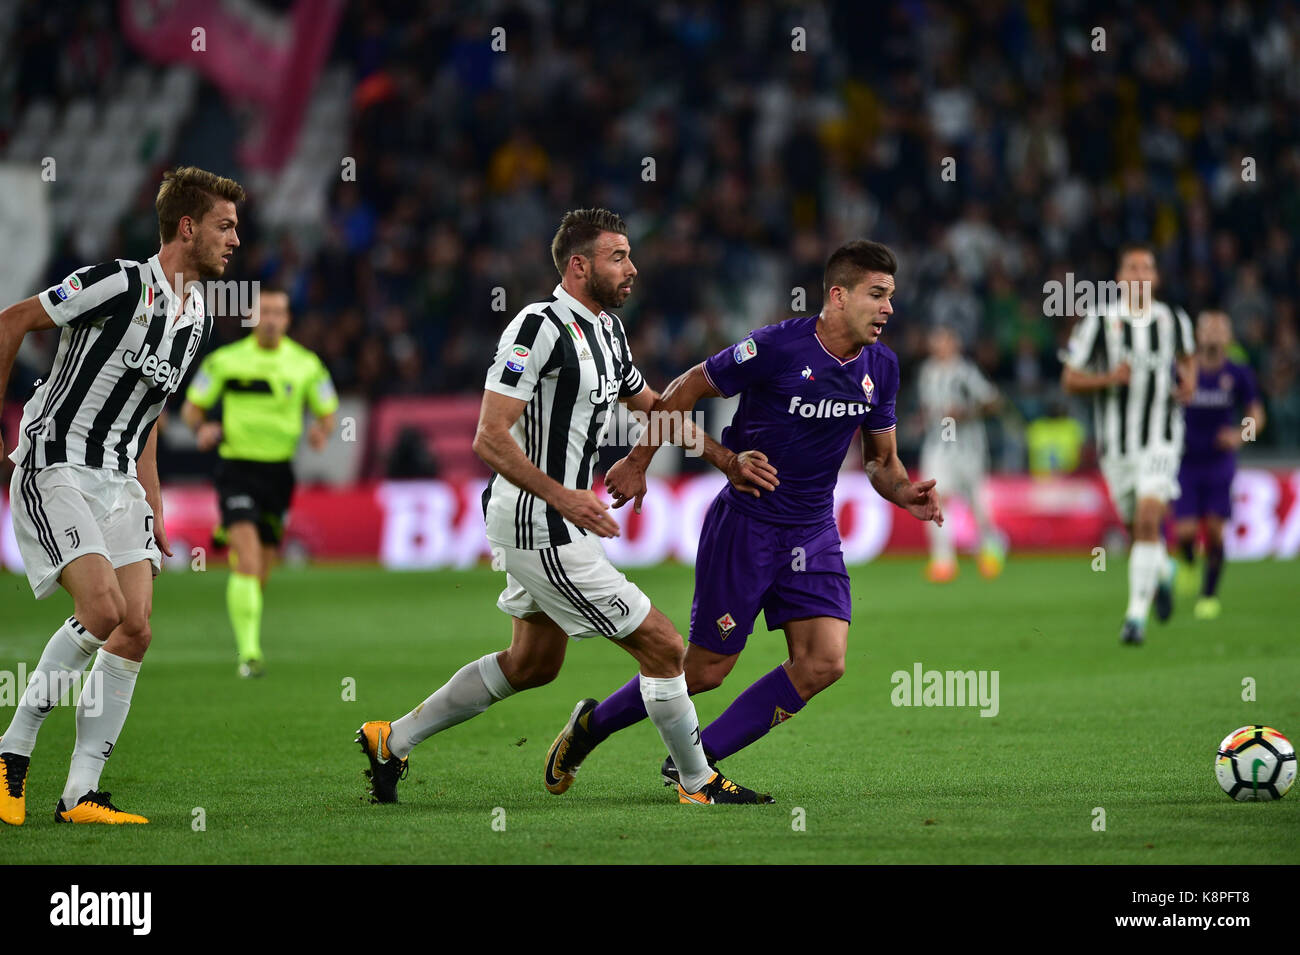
[771,706,795,727]
[861,371,874,401]
[716,612,737,641]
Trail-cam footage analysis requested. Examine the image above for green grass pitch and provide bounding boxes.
[1,555,1295,864]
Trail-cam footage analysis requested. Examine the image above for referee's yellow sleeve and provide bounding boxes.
[185,355,223,409]
[306,358,339,416]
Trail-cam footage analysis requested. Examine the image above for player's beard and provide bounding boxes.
[193,238,228,280]
[587,271,630,311]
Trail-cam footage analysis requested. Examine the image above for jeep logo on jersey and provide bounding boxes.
[589,374,620,405]
[787,396,870,418]
[123,343,182,391]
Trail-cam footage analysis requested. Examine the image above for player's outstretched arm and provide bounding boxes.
[0,296,55,460]
[606,364,777,511]
[180,399,224,452]
[862,426,943,526]
[1061,363,1128,394]
[473,389,619,537]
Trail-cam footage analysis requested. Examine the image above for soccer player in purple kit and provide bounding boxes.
[1171,310,1264,620]
[543,240,944,795]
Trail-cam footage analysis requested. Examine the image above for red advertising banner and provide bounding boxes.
[2,470,1298,573]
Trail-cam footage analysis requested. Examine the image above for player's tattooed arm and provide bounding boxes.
[607,364,778,511]
[474,389,619,537]
[0,296,56,460]
[861,426,943,526]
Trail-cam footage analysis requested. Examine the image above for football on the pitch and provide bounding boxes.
[1215,725,1296,801]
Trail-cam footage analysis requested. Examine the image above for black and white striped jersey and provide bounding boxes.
[1064,299,1195,461]
[481,283,647,550]
[9,254,211,477]
[917,356,998,456]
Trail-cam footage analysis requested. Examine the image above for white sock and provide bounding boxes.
[387,653,515,759]
[927,519,955,565]
[2,617,103,758]
[1126,542,1164,622]
[640,674,711,792]
[62,649,139,806]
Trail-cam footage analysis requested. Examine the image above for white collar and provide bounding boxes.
[149,254,202,329]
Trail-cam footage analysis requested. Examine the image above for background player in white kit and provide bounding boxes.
[355,208,775,805]
[0,167,239,824]
[1062,244,1195,645]
[916,324,1004,582]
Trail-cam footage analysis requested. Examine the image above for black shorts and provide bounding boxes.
[215,459,296,546]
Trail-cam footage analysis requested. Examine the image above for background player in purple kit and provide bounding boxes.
[1172,310,1265,620]
[543,240,944,793]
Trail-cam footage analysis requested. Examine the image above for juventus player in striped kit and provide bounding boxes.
[1062,244,1196,645]
[916,325,1004,582]
[0,167,240,824]
[356,209,774,805]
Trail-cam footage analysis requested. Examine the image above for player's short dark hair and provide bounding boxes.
[156,166,246,244]
[823,240,897,296]
[551,208,627,275]
[1117,241,1156,269]
[255,284,290,310]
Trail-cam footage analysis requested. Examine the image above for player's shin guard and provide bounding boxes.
[640,674,711,793]
[701,665,806,762]
[386,652,515,759]
[1,617,103,758]
[62,650,139,807]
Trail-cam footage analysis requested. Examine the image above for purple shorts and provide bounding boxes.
[689,493,851,656]
[1174,459,1234,519]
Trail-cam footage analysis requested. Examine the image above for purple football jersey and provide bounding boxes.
[702,315,898,523]
[1183,360,1258,463]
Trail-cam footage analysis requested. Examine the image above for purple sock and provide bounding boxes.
[701,665,806,762]
[1203,543,1224,596]
[587,675,647,741]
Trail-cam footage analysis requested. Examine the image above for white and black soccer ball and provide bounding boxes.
[1215,725,1296,802]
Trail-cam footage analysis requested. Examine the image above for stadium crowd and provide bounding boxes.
[6,0,1300,465]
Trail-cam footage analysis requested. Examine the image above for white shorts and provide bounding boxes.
[9,464,161,599]
[920,443,987,503]
[492,533,652,640]
[1101,449,1181,524]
